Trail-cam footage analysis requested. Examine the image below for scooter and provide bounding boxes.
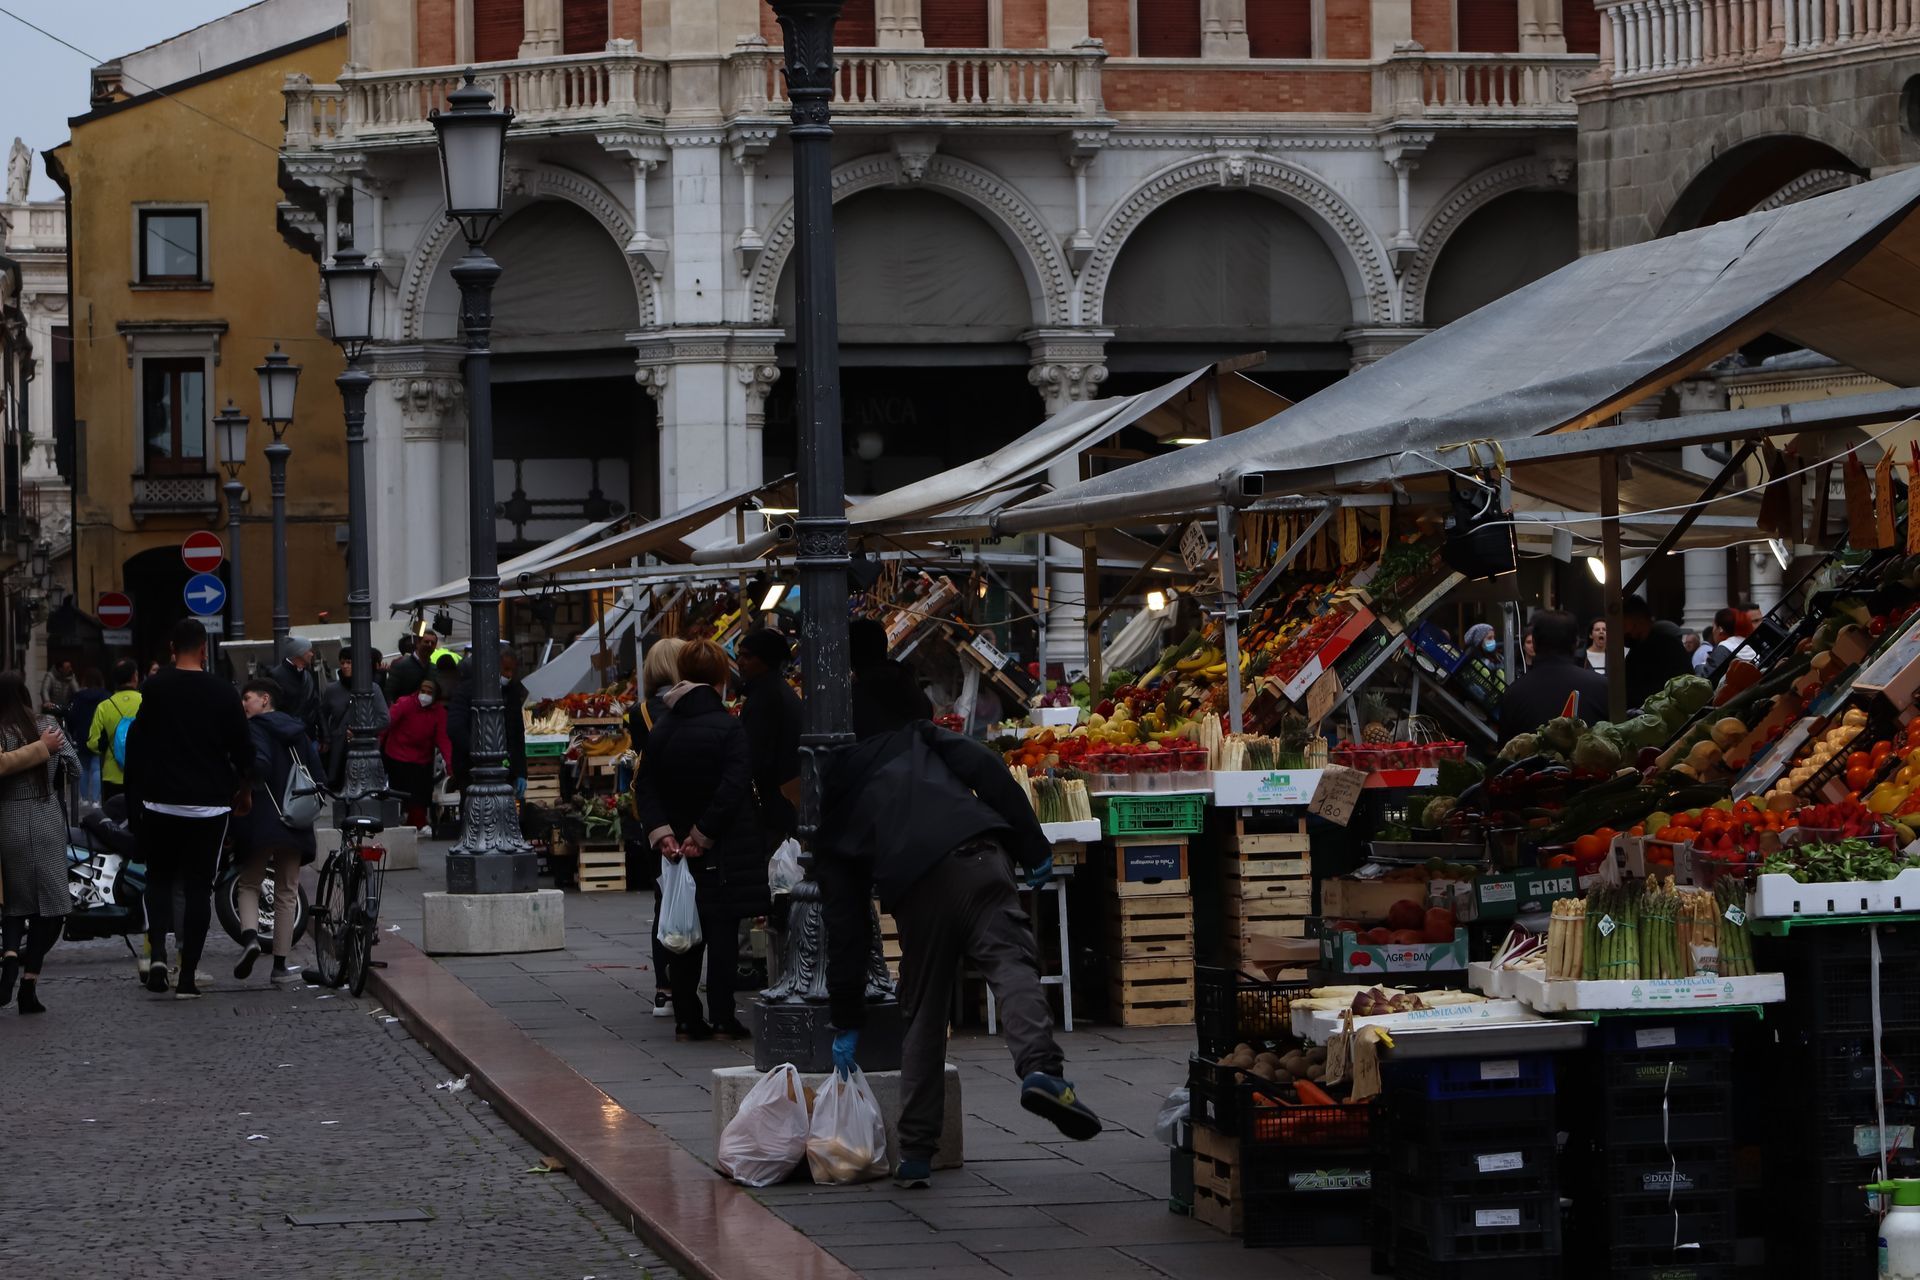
[64,796,147,959]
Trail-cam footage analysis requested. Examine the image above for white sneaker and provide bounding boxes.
[652,991,671,1017]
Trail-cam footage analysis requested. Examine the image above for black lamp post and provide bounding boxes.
[321,246,390,806]
[214,401,250,645]
[754,0,899,1074]
[256,343,301,653]
[432,73,533,888]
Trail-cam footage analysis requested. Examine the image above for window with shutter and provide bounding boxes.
[1562,0,1600,52]
[1456,0,1519,50]
[836,0,878,44]
[475,0,524,62]
[1249,0,1313,55]
[563,0,607,52]
[922,0,989,46]
[1136,0,1202,54]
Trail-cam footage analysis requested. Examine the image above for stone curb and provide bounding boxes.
[368,932,861,1280]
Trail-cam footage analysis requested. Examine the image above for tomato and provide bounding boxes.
[1655,825,1689,842]
[1629,824,1646,837]
[1874,740,1896,765]
[1574,833,1607,859]
[1850,751,1874,771]
[1848,764,1879,793]
[1593,827,1619,845]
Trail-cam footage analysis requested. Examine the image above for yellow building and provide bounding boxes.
[48,2,349,662]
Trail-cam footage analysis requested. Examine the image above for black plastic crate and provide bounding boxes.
[1240,1080,1374,1151]
[1793,1103,1920,1160]
[1809,1219,1880,1280]
[1786,1028,1920,1108]
[1393,1188,1561,1261]
[1601,1045,1735,1096]
[1394,1250,1563,1280]
[1385,1053,1557,1101]
[1598,1085,1734,1146]
[1389,1136,1557,1195]
[1603,1190,1736,1251]
[1187,1056,1245,1132]
[1770,960,1920,1034]
[1240,1143,1372,1198]
[1241,1188,1372,1248]
[1605,1242,1740,1280]
[1595,1143,1734,1200]
[1193,966,1308,1059]
[1381,1088,1559,1149]
[1598,1019,1734,1052]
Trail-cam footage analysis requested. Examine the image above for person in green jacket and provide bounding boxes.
[88,660,143,803]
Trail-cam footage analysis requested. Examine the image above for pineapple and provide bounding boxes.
[1361,693,1394,745]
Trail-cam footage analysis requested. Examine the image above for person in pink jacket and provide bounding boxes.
[383,677,454,828]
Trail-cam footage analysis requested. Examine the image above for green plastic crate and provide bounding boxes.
[1098,792,1208,837]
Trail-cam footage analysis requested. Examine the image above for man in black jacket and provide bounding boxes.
[1500,609,1610,739]
[850,617,932,737]
[268,636,320,738]
[1621,593,1694,709]
[317,650,387,790]
[737,629,802,839]
[818,713,1101,1188]
[385,630,436,702]
[124,617,255,1000]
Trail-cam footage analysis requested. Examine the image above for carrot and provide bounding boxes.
[1293,1079,1338,1106]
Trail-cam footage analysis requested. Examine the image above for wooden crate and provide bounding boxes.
[1224,852,1313,961]
[1226,813,1311,858]
[1110,874,1191,901]
[1109,839,1189,884]
[1052,841,1086,868]
[1107,957,1194,1027]
[1191,1181,1242,1235]
[576,841,628,892]
[1193,1124,1241,1200]
[1104,894,1194,961]
[876,910,903,979]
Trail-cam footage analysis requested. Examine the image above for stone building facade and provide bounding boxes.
[281,0,1602,658]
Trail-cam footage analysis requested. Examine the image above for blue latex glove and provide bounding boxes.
[831,1029,859,1079]
[1025,854,1054,890]
[514,777,526,801]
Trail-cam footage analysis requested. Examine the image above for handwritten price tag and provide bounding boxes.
[1309,764,1368,827]
[1305,667,1343,729]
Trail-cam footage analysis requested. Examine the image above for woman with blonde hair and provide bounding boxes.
[631,636,687,1016]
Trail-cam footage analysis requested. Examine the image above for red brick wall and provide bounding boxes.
[1412,0,1454,49]
[837,0,877,43]
[474,0,523,62]
[925,0,990,45]
[1458,0,1519,50]
[1002,0,1048,46]
[610,0,640,44]
[1248,0,1313,56]
[1089,0,1133,52]
[761,4,782,41]
[1103,65,1371,111]
[563,0,606,52]
[417,0,455,65]
[1323,0,1371,57]
[1563,0,1600,52]
[1136,0,1201,55]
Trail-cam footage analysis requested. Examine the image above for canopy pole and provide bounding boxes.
[1623,440,1756,597]
[1035,538,1049,677]
[1083,529,1103,700]
[1206,374,1245,734]
[1601,456,1626,722]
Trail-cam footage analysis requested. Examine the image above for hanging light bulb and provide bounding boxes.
[1586,557,1607,584]
[1146,589,1168,613]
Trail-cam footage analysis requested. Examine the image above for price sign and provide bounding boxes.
[1180,523,1212,572]
[1305,666,1343,729]
[1309,764,1368,827]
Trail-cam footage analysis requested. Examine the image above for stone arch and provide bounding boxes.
[1649,106,1879,238]
[1082,154,1395,328]
[746,153,1074,328]
[1402,157,1571,327]
[1754,167,1864,211]
[398,162,658,341]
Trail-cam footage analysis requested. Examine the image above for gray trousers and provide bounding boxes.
[891,838,1064,1161]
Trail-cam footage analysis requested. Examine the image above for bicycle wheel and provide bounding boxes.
[311,855,348,989]
[341,860,372,996]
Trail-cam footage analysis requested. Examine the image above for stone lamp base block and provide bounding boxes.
[421,888,565,955]
[711,1064,965,1174]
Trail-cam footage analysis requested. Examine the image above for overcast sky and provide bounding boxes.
[0,0,244,194]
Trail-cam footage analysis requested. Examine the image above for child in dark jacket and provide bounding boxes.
[233,680,324,984]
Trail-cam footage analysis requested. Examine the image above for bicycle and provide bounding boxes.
[310,788,407,996]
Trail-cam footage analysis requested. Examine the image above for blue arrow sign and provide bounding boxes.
[183,572,227,616]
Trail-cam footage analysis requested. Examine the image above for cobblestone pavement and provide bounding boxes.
[380,844,1368,1280]
[2,929,679,1280]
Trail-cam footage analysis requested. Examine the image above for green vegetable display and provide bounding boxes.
[1759,839,1920,884]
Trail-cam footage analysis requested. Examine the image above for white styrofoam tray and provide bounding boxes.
[1506,969,1785,1012]
[1041,819,1102,845]
[1029,707,1082,727]
[1297,998,1539,1041]
[1749,868,1920,919]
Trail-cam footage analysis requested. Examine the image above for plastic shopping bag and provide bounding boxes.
[767,838,803,896]
[805,1068,890,1185]
[656,856,703,955]
[1153,1087,1190,1148]
[717,1063,812,1187]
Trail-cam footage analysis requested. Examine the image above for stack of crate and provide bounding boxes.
[1221,813,1312,973]
[523,734,565,808]
[1101,839,1194,1026]
[875,909,903,981]
[575,839,627,892]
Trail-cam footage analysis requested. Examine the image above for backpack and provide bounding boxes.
[104,692,139,768]
[272,746,326,830]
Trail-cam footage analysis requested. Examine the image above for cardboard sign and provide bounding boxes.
[1180,522,1212,572]
[1305,667,1342,729]
[1310,764,1368,827]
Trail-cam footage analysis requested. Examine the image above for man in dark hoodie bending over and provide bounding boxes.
[817,693,1100,1189]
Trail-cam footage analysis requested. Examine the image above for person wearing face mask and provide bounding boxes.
[382,677,454,829]
[1463,622,1499,663]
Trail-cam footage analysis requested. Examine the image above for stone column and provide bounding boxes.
[520,0,563,57]
[1202,0,1252,54]
[1343,327,1428,368]
[1749,546,1784,613]
[877,0,925,46]
[365,346,466,616]
[1024,329,1111,675]
[632,328,784,520]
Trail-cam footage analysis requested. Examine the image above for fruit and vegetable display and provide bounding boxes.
[526,687,634,734]
[1008,769,1094,824]
[1760,836,1920,883]
[1539,878,1755,981]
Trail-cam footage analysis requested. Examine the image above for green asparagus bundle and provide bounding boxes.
[1714,877,1754,977]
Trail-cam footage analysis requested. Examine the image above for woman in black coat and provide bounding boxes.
[635,639,769,1041]
[632,637,686,1018]
[234,679,324,984]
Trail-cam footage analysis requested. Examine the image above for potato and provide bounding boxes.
[1250,1062,1277,1081]
[1307,1063,1326,1080]
[1280,1050,1309,1073]
[1305,1046,1328,1065]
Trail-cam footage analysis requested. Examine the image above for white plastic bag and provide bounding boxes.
[767,838,803,896]
[806,1068,890,1185]
[718,1063,812,1187]
[656,856,703,955]
[1154,1087,1190,1148]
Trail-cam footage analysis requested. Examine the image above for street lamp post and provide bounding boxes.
[256,344,301,653]
[753,0,901,1074]
[321,247,390,808]
[432,74,534,890]
[214,402,251,646]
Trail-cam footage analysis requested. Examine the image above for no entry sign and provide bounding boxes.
[181,531,224,575]
[97,592,133,629]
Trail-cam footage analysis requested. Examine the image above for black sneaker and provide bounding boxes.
[174,975,202,1000]
[651,990,671,1018]
[1019,1072,1102,1141]
[234,937,262,980]
[675,1021,713,1042]
[0,955,19,1007]
[146,957,172,995]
